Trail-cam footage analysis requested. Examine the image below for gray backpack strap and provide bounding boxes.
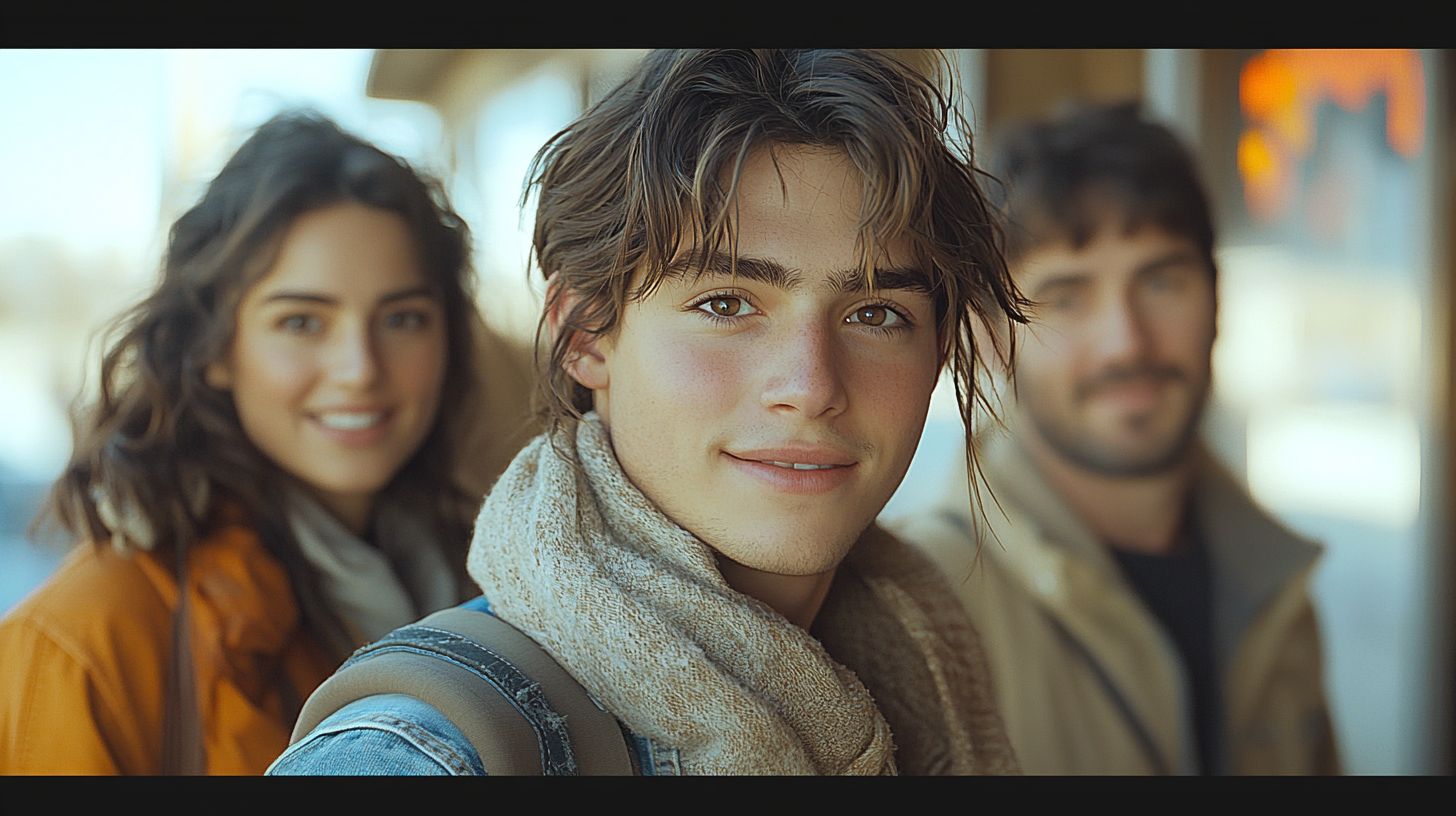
[291,606,634,775]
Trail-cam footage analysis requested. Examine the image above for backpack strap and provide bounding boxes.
[291,604,634,775]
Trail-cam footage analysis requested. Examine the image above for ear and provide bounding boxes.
[565,332,610,390]
[546,275,610,391]
[205,358,233,391]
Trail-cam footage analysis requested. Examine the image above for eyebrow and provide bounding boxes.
[1031,274,1091,296]
[667,251,931,294]
[1030,249,1206,294]
[826,266,932,294]
[668,252,799,288]
[261,285,439,306]
[1136,250,1205,274]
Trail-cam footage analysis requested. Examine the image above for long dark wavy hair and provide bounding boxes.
[47,111,478,660]
[530,49,1030,474]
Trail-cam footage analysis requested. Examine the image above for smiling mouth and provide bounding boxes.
[724,451,858,495]
[1076,366,1184,403]
[315,411,387,431]
[764,461,842,471]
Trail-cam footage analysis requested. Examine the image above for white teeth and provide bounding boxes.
[767,461,835,470]
[318,412,384,430]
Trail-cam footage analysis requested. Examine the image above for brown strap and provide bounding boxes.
[291,608,633,775]
[162,543,206,775]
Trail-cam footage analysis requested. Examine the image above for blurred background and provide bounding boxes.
[0,49,1449,774]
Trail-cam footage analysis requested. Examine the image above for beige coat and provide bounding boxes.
[885,429,1339,775]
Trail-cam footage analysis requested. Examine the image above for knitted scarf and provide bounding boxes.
[467,415,1017,775]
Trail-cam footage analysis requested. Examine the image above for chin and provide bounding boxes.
[1034,401,1206,478]
[733,525,865,576]
[1070,432,1197,477]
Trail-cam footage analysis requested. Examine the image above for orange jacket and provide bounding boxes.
[0,519,336,775]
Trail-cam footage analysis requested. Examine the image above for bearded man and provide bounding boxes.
[888,105,1339,775]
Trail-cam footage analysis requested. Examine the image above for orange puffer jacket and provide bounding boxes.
[0,518,335,774]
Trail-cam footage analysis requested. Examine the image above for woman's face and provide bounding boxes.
[207,202,448,533]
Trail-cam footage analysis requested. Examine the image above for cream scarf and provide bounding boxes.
[92,479,458,649]
[288,490,458,649]
[467,415,1017,775]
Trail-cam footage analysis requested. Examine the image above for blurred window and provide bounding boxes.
[469,69,580,343]
[1208,49,1437,774]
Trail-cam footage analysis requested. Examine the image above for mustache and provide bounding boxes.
[1074,363,1186,402]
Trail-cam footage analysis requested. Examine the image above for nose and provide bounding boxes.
[759,322,849,418]
[329,321,381,389]
[1092,291,1152,365]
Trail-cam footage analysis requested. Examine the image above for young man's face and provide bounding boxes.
[1013,223,1215,477]
[570,145,940,578]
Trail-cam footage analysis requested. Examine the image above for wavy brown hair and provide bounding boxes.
[530,49,1029,472]
[47,111,478,660]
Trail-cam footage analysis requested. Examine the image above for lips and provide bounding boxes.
[765,461,838,471]
[729,446,856,467]
[309,408,394,445]
[1075,365,1184,403]
[316,411,386,431]
[722,446,858,495]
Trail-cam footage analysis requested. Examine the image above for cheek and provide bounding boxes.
[230,340,317,422]
[847,342,939,440]
[1150,298,1216,367]
[388,335,450,408]
[619,328,750,423]
[1014,330,1066,392]
[1019,318,1101,390]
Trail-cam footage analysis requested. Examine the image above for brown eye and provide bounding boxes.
[850,306,889,326]
[695,294,758,320]
[709,297,741,316]
[279,314,323,334]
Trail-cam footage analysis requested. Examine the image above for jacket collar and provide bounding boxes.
[933,420,1325,774]
[1189,448,1322,666]
[955,421,1322,665]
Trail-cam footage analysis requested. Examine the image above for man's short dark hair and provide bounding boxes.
[994,103,1217,277]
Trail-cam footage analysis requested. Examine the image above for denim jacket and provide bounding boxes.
[267,598,681,776]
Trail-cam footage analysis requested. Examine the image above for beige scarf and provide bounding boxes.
[467,415,1017,775]
[91,478,458,646]
[287,490,459,650]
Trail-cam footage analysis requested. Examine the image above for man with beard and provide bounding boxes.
[888,105,1339,775]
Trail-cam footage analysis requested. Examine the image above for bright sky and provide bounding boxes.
[0,50,167,255]
[0,49,443,257]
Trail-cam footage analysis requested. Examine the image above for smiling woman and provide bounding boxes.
[206,203,450,535]
[0,113,483,774]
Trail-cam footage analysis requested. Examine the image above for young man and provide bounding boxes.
[269,49,1022,775]
[888,105,1338,774]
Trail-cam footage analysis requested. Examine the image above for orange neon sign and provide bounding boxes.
[1238,49,1424,221]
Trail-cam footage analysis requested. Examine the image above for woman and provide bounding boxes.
[0,112,485,774]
